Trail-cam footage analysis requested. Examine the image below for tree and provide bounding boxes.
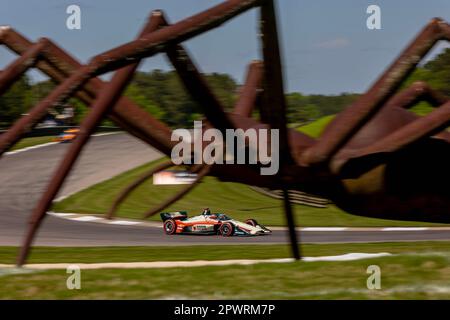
[124,70,237,128]
[287,92,318,123]
[0,75,32,127]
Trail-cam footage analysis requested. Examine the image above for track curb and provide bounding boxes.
[47,212,450,232]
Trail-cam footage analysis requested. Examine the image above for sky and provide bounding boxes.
[1,0,450,95]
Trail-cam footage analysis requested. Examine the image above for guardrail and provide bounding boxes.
[250,186,331,208]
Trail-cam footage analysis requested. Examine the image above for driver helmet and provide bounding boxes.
[202,208,211,215]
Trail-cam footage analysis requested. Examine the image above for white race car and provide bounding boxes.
[160,209,272,237]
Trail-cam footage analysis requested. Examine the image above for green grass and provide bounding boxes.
[0,245,290,264]
[10,136,54,151]
[2,242,450,299]
[2,242,450,264]
[53,158,447,227]
[297,115,335,138]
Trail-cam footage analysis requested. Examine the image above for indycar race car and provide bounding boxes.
[160,209,272,237]
[54,128,80,143]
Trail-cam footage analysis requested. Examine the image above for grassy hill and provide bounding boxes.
[296,115,335,138]
[53,156,445,227]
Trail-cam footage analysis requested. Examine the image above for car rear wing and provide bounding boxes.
[160,211,188,222]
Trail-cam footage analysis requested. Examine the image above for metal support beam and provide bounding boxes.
[17,12,164,266]
[302,18,448,166]
[0,38,48,96]
[282,188,301,260]
[160,11,235,133]
[234,61,263,117]
[260,0,292,164]
[260,0,299,260]
[0,28,174,156]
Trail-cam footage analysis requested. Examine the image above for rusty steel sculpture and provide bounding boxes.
[1,0,450,266]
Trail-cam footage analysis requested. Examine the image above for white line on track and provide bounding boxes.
[4,131,121,156]
[302,227,348,232]
[4,141,59,155]
[50,213,76,217]
[0,253,391,270]
[108,220,141,226]
[381,227,429,231]
[69,216,102,222]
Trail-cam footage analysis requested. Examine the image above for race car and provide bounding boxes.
[160,208,272,237]
[54,128,80,143]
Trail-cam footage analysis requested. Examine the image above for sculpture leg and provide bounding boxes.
[0,63,92,155]
[282,188,301,260]
[383,81,448,110]
[260,0,299,260]
[17,12,164,266]
[303,18,450,166]
[108,9,236,219]
[1,0,261,157]
[0,38,48,96]
[233,61,263,117]
[330,81,450,175]
[161,14,235,133]
[346,100,450,158]
[0,28,174,154]
[260,0,292,164]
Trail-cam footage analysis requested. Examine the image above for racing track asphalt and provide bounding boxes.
[0,132,450,247]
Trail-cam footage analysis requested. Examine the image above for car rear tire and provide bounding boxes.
[219,222,234,237]
[245,219,258,227]
[163,219,177,235]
